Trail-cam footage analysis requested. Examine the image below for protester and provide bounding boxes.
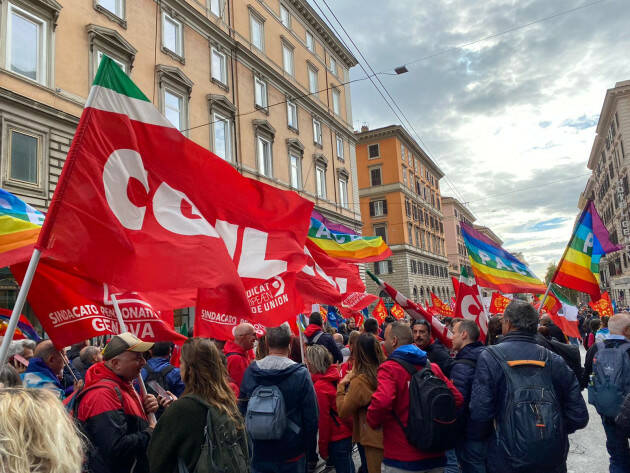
[334,333,350,361]
[539,315,567,343]
[470,301,588,473]
[337,333,385,473]
[256,334,269,360]
[289,334,303,363]
[239,325,319,473]
[7,339,34,373]
[596,315,611,342]
[21,340,77,399]
[148,338,249,473]
[449,319,486,473]
[304,312,343,363]
[340,330,360,377]
[142,341,185,398]
[67,340,88,363]
[485,316,502,346]
[582,312,630,472]
[412,319,454,376]
[306,344,354,473]
[367,321,463,472]
[76,333,159,473]
[0,388,84,473]
[364,318,381,339]
[587,318,601,349]
[0,363,22,387]
[72,345,102,379]
[224,323,256,387]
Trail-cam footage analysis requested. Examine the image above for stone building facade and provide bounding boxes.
[355,125,451,305]
[442,196,475,278]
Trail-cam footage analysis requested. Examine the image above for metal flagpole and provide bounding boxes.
[0,248,41,367]
[110,292,157,425]
[298,323,306,363]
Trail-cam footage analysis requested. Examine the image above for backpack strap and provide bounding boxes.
[387,358,429,432]
[72,379,124,419]
[181,395,221,472]
[144,364,156,375]
[312,331,324,344]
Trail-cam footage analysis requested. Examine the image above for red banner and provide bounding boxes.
[589,291,614,317]
[489,292,511,314]
[12,260,186,349]
[430,293,454,317]
[391,303,405,320]
[372,299,388,324]
[454,280,488,342]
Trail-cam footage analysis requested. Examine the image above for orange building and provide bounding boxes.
[355,125,451,305]
[441,196,475,278]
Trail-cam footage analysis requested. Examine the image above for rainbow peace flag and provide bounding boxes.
[461,222,546,294]
[0,188,44,267]
[308,210,391,262]
[0,308,40,341]
[552,201,621,301]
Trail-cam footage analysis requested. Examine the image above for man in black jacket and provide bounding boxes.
[412,319,454,376]
[303,312,343,363]
[240,326,318,473]
[540,315,567,343]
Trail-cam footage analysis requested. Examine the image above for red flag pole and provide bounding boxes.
[110,292,157,426]
[0,248,41,367]
[537,282,552,315]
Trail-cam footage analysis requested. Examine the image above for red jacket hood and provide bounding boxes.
[223,340,247,355]
[311,365,340,387]
[84,361,134,392]
[304,324,322,338]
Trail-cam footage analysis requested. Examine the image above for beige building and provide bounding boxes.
[441,196,475,278]
[579,80,630,306]
[355,125,451,305]
[0,0,361,324]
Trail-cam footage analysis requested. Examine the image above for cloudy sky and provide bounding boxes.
[313,0,630,278]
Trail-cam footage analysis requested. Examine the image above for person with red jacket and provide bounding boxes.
[306,344,355,473]
[223,323,256,387]
[367,321,463,473]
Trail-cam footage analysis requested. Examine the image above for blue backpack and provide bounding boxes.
[245,384,299,440]
[588,341,630,417]
[487,344,565,472]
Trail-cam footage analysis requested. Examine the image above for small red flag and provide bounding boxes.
[489,293,511,314]
[372,299,388,324]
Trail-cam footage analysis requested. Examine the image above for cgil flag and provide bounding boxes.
[372,299,388,324]
[489,292,511,314]
[391,302,405,320]
[461,222,546,294]
[0,188,44,268]
[430,292,454,317]
[589,291,614,317]
[454,270,488,342]
[308,210,391,263]
[35,56,312,306]
[552,201,621,301]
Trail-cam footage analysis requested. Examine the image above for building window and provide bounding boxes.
[212,113,231,161]
[287,100,298,130]
[316,165,327,199]
[250,12,264,51]
[257,136,273,177]
[6,4,47,84]
[290,154,302,190]
[402,167,407,187]
[308,66,318,94]
[329,56,336,75]
[332,88,341,115]
[98,0,124,18]
[282,43,294,76]
[280,4,291,28]
[374,260,392,275]
[411,260,417,274]
[312,118,322,145]
[369,199,387,217]
[157,65,192,134]
[370,167,382,186]
[401,143,406,162]
[96,51,127,73]
[211,47,227,85]
[374,225,387,243]
[306,30,314,52]
[164,89,184,131]
[339,177,348,209]
[368,143,380,159]
[414,226,420,247]
[87,24,136,81]
[8,129,39,184]
[336,136,344,160]
[209,0,221,17]
[254,77,267,109]
[405,199,411,217]
[162,12,183,57]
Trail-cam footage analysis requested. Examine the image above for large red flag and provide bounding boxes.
[36,57,312,305]
[430,293,454,317]
[11,260,186,349]
[489,292,511,314]
[454,278,488,342]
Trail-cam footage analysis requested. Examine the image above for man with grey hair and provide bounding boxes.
[72,345,103,379]
[223,322,256,388]
[470,301,588,473]
[21,340,71,399]
[582,312,630,472]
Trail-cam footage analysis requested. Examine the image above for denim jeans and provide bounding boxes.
[602,416,630,473]
[328,437,355,473]
[456,439,487,473]
[253,456,306,473]
[358,443,368,473]
[444,449,460,473]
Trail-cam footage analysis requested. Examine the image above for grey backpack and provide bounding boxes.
[245,384,299,440]
[588,341,630,417]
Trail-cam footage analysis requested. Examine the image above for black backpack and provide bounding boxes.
[487,344,566,472]
[390,359,459,452]
[144,363,175,397]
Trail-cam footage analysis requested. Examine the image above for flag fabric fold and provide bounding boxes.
[0,188,44,267]
[0,309,40,342]
[454,273,488,342]
[461,222,546,294]
[589,291,614,317]
[489,292,511,314]
[430,293,454,317]
[552,201,622,301]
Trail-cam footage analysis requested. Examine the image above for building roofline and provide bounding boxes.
[355,125,444,178]
[589,80,630,169]
[287,0,358,68]
[473,224,503,246]
[441,196,476,222]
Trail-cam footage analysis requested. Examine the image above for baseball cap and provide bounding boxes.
[102,332,154,361]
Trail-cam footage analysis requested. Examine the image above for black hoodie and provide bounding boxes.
[239,356,319,464]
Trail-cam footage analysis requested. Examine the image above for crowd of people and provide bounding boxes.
[2,301,630,473]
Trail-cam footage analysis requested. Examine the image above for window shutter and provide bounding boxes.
[388,260,393,273]
[382,200,388,215]
[374,262,380,275]
[369,201,375,217]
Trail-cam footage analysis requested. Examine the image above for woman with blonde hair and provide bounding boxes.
[336,333,385,473]
[148,338,249,473]
[0,388,83,473]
